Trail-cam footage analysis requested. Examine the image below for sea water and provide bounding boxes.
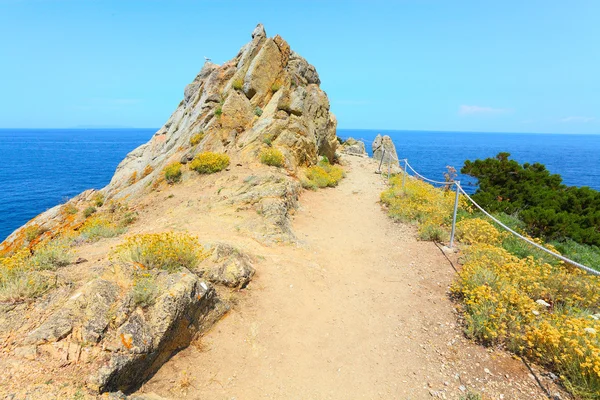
[1,128,599,241]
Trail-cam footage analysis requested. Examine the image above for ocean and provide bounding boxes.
[1,128,599,242]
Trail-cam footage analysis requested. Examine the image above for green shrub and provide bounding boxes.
[132,274,159,308]
[190,152,230,174]
[271,81,282,93]
[0,270,53,303]
[0,248,57,302]
[92,192,105,207]
[30,239,72,270]
[163,162,182,184]
[551,239,600,271]
[232,78,243,90]
[215,107,222,117]
[112,232,205,272]
[24,225,46,242]
[462,152,600,246]
[260,148,285,167]
[418,224,449,242]
[61,203,78,216]
[79,214,127,242]
[254,107,263,117]
[83,206,97,218]
[190,132,205,146]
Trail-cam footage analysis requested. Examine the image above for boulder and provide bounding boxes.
[372,134,398,163]
[341,138,367,157]
[201,243,255,289]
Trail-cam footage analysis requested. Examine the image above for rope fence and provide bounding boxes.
[363,140,600,276]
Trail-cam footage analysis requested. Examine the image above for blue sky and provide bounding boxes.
[1,0,599,134]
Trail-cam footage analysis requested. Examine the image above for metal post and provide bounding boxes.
[449,181,460,248]
[377,149,386,173]
[402,159,407,190]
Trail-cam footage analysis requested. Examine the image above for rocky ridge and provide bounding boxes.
[0,24,337,399]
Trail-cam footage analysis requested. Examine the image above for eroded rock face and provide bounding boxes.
[372,134,398,163]
[106,23,337,199]
[88,271,217,393]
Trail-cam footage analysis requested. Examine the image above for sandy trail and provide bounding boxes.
[138,156,559,399]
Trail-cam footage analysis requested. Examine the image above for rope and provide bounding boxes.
[456,183,600,276]
[345,138,599,275]
[405,160,454,186]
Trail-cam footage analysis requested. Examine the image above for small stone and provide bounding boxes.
[532,310,540,316]
[458,385,466,392]
[584,327,597,335]
[535,299,551,307]
[484,368,492,375]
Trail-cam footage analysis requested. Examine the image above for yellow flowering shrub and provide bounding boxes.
[456,218,505,245]
[190,132,205,146]
[381,175,468,225]
[453,243,600,397]
[0,246,60,302]
[112,232,206,272]
[302,161,345,189]
[381,174,600,398]
[260,148,285,167]
[79,215,125,241]
[163,162,182,184]
[190,152,230,174]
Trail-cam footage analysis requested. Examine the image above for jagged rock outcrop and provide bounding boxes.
[372,134,398,163]
[341,137,367,156]
[106,23,337,200]
[0,24,338,399]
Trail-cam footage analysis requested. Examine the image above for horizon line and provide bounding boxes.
[0,127,599,136]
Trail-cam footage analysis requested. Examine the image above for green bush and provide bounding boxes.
[260,148,285,167]
[254,107,263,117]
[132,274,159,308]
[462,153,600,246]
[83,206,97,218]
[163,162,182,184]
[418,224,449,242]
[190,152,230,174]
[92,192,105,207]
[30,239,72,270]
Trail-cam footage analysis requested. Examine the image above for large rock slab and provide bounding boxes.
[372,134,398,163]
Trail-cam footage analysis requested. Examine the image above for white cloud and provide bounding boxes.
[459,105,510,116]
[559,116,595,123]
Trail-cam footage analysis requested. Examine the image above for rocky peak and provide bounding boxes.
[107,24,337,198]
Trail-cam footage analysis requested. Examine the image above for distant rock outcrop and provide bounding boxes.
[341,137,367,157]
[372,134,398,163]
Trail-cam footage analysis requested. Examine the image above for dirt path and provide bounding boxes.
[138,156,561,399]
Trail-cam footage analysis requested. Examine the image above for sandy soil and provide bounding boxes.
[134,156,566,400]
